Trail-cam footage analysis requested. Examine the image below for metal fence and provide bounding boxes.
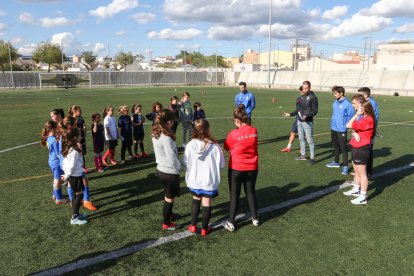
[0,71,225,89]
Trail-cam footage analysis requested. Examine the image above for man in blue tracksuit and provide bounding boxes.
[326,86,355,175]
[358,87,379,178]
[235,81,255,123]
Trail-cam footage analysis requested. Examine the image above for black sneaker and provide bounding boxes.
[308,159,316,165]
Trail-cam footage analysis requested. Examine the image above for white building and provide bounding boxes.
[375,43,414,70]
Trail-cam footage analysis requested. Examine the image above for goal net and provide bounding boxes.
[39,72,92,89]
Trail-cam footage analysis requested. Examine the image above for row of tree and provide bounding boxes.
[0,40,228,73]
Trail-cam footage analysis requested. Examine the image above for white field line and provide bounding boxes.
[33,162,414,275]
[1,118,412,155]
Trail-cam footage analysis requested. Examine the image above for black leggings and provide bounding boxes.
[228,168,258,224]
[331,130,348,166]
[121,141,132,160]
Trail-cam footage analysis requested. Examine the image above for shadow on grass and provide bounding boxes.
[367,154,414,201]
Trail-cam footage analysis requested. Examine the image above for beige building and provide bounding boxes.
[297,57,364,71]
[259,50,293,69]
[376,43,414,70]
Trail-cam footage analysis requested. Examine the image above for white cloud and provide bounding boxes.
[148,28,203,40]
[0,22,8,34]
[164,0,306,26]
[18,12,35,25]
[40,16,77,27]
[360,0,414,18]
[116,29,127,36]
[394,23,414,33]
[322,5,348,20]
[308,8,320,18]
[50,32,84,55]
[17,43,37,56]
[89,0,138,21]
[11,37,24,45]
[94,42,105,53]
[208,25,254,40]
[323,13,392,40]
[130,12,155,24]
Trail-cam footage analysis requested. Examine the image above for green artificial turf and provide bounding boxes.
[0,86,413,275]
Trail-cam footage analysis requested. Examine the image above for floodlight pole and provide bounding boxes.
[61,42,64,72]
[7,42,15,89]
[215,48,218,85]
[267,0,272,88]
[108,44,112,86]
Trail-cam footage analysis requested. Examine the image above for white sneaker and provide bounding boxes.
[252,218,259,226]
[343,188,360,197]
[70,217,88,225]
[224,221,235,232]
[77,213,88,220]
[351,195,367,205]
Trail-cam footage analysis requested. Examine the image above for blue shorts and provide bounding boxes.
[189,188,218,198]
[50,165,63,180]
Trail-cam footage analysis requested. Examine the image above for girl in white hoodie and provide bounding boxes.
[61,128,88,225]
[183,119,225,236]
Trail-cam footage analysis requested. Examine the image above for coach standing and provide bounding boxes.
[295,80,318,165]
[235,81,255,124]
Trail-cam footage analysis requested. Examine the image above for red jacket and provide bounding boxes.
[224,125,258,171]
[350,115,374,148]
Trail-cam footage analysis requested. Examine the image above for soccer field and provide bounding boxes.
[0,86,413,275]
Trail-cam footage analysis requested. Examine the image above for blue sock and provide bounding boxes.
[67,186,74,202]
[83,186,90,201]
[56,187,64,200]
[53,186,59,200]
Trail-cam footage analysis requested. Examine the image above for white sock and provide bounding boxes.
[352,184,360,192]
[287,143,292,148]
[360,191,367,198]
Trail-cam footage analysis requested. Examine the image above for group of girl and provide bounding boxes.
[42,108,97,225]
[152,104,258,236]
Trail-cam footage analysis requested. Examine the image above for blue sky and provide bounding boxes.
[0,0,413,58]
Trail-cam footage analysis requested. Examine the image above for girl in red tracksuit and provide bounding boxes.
[223,104,259,232]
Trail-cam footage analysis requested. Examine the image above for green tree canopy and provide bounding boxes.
[114,51,133,71]
[175,50,227,68]
[0,40,18,73]
[81,51,98,71]
[32,41,63,72]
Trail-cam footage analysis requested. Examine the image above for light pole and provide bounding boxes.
[362,36,369,71]
[7,41,15,89]
[258,41,261,69]
[267,0,272,88]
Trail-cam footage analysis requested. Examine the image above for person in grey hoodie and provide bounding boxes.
[183,119,225,237]
[179,91,193,148]
[152,109,181,231]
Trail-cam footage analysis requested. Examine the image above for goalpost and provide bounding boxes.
[39,72,92,89]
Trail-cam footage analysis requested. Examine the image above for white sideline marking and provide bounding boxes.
[0,141,40,154]
[36,161,414,276]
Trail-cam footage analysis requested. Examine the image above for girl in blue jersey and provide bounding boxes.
[41,120,67,204]
[146,102,163,125]
[193,102,206,122]
[118,105,133,164]
[132,104,148,158]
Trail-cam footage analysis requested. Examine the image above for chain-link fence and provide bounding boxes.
[0,71,225,89]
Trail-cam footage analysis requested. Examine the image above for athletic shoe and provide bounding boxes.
[70,217,88,225]
[162,223,176,231]
[188,225,197,233]
[351,195,367,205]
[201,227,213,237]
[280,147,291,152]
[308,159,316,165]
[55,198,69,205]
[341,166,349,175]
[110,160,118,165]
[98,168,105,173]
[83,201,98,211]
[119,160,125,164]
[128,155,134,160]
[252,218,260,226]
[224,221,235,232]
[326,161,340,168]
[77,213,88,220]
[296,155,307,161]
[343,188,360,197]
[141,152,149,157]
[134,154,141,159]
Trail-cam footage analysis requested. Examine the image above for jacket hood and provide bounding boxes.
[190,139,212,160]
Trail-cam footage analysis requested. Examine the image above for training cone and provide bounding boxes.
[272,97,275,103]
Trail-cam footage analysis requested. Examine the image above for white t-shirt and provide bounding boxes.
[104,115,118,140]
